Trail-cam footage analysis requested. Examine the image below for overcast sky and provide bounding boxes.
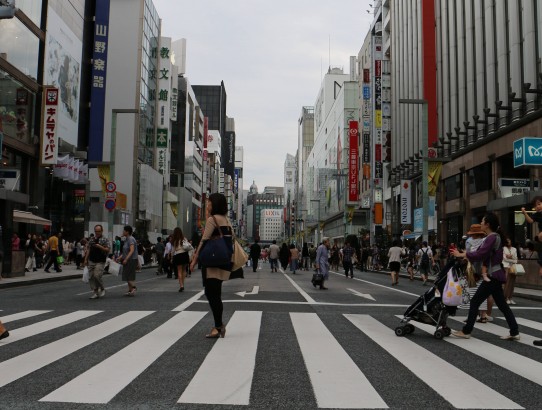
[153,0,374,191]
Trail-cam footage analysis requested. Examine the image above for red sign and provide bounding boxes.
[375,60,381,76]
[363,69,370,83]
[40,87,59,165]
[348,121,359,203]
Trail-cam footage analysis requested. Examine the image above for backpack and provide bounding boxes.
[420,248,430,268]
[309,247,316,259]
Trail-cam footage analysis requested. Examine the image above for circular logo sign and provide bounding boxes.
[427,147,437,159]
[104,199,116,211]
[106,181,116,192]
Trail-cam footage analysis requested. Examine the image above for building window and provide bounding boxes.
[444,174,462,200]
[468,163,491,194]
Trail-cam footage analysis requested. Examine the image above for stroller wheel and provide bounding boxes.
[395,326,405,337]
[443,327,451,336]
[406,324,415,334]
[434,330,444,340]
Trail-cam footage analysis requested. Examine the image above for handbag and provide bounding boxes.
[182,239,193,251]
[513,263,526,276]
[508,263,516,274]
[232,239,249,271]
[199,215,233,268]
[56,255,64,264]
[442,267,463,306]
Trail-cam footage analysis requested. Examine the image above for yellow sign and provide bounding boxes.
[375,110,382,128]
[97,165,110,193]
[428,162,442,196]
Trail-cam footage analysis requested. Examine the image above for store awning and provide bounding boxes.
[403,232,422,240]
[13,210,52,226]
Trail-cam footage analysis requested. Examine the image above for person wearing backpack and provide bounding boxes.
[416,241,433,285]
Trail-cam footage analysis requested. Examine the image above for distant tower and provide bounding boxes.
[249,180,258,195]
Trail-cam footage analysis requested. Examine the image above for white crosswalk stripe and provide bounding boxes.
[0,310,51,323]
[0,311,153,388]
[0,309,541,408]
[41,310,206,404]
[178,311,262,405]
[291,312,387,409]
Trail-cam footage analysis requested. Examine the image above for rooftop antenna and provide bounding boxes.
[328,34,331,72]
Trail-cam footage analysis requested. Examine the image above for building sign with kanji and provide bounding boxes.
[40,87,59,165]
[156,37,172,177]
[348,121,359,203]
[88,0,111,162]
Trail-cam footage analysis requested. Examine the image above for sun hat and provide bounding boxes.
[466,224,486,236]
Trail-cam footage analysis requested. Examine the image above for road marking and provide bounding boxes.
[347,288,376,301]
[347,314,521,409]
[282,273,316,303]
[235,285,260,297]
[172,290,205,311]
[0,311,153,388]
[40,311,206,404]
[497,316,542,331]
[179,311,262,405]
[330,271,419,296]
[0,310,102,347]
[411,319,542,388]
[0,310,51,323]
[199,299,408,307]
[291,312,387,409]
[75,276,159,296]
[450,316,542,349]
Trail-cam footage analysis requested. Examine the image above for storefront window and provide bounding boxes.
[0,70,36,145]
[0,18,40,80]
[0,146,28,193]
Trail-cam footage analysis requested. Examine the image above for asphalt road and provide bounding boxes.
[1,263,542,409]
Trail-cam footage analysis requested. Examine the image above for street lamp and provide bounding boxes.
[310,199,321,245]
[398,99,428,244]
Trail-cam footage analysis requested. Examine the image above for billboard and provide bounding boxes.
[44,7,82,148]
[348,121,359,203]
[223,131,235,177]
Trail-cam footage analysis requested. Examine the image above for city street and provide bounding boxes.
[1,263,542,409]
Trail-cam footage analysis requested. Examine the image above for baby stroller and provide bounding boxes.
[394,258,462,340]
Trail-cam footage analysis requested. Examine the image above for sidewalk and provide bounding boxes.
[2,264,542,302]
[0,262,157,289]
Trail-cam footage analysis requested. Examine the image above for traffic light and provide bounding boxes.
[383,132,392,162]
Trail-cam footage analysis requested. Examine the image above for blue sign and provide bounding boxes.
[88,0,111,163]
[514,137,542,168]
[413,208,423,233]
[363,85,370,100]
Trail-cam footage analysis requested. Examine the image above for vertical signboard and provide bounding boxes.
[373,36,383,180]
[400,179,412,224]
[223,131,235,177]
[40,87,59,165]
[157,37,172,179]
[88,0,110,162]
[348,120,359,203]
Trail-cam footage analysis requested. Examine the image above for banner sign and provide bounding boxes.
[88,0,111,163]
[498,178,540,198]
[348,121,359,203]
[400,180,412,224]
[40,87,59,165]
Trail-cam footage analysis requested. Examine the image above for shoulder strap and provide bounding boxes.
[210,215,224,238]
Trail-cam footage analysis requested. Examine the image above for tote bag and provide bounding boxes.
[442,267,463,306]
[232,240,249,271]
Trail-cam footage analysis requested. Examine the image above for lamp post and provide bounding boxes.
[109,109,138,242]
[398,99,428,244]
[310,199,321,245]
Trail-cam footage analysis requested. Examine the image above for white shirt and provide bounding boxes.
[164,242,173,257]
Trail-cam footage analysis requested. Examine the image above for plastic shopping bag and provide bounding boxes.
[82,267,90,283]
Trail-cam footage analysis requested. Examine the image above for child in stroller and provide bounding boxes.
[395,258,462,339]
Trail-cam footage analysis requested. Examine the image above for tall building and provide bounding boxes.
[246,182,284,243]
[259,209,282,242]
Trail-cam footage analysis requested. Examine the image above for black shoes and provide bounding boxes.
[0,330,9,340]
[179,287,184,292]
[534,340,542,346]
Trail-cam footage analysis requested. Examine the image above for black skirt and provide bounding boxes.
[173,251,190,266]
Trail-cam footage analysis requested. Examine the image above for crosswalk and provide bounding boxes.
[1,309,542,408]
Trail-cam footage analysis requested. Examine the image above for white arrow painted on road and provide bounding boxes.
[235,286,260,298]
[347,288,376,301]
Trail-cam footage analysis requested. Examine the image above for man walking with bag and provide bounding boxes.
[84,224,110,299]
[249,240,261,272]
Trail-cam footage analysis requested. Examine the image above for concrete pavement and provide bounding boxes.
[2,262,542,302]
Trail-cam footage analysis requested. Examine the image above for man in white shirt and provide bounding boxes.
[416,241,433,286]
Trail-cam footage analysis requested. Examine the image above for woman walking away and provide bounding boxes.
[0,320,9,340]
[451,212,520,341]
[172,227,192,292]
[388,240,404,285]
[119,225,138,296]
[190,193,232,339]
[502,238,519,305]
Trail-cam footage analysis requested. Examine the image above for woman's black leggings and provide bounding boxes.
[204,278,224,328]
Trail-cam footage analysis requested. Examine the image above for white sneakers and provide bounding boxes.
[89,293,99,299]
[89,289,105,299]
[500,334,521,341]
[98,289,106,297]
